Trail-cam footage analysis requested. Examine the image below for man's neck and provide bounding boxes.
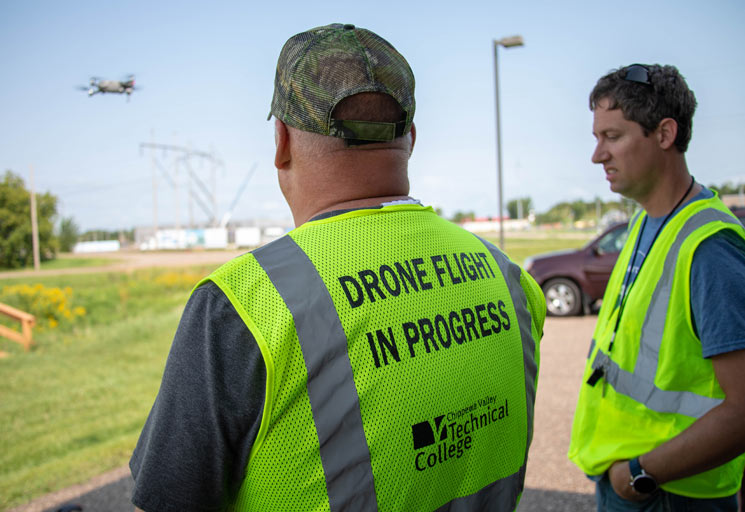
[640,173,699,218]
[294,195,413,226]
[635,154,697,217]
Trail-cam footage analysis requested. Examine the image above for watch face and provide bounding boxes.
[633,475,657,494]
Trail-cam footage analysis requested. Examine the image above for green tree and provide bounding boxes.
[708,181,744,195]
[535,202,574,224]
[569,199,589,220]
[534,197,638,225]
[79,228,134,243]
[0,170,58,268]
[57,216,80,253]
[450,211,475,224]
[506,197,533,219]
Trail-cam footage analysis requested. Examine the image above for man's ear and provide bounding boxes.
[656,118,678,150]
[408,122,416,156]
[274,119,291,169]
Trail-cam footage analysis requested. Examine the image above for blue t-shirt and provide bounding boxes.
[619,186,745,358]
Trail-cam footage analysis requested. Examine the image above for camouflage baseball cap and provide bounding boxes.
[269,23,415,143]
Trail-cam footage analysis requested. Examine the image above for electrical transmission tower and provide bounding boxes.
[139,141,224,247]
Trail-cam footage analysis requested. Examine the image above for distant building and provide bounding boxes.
[73,240,121,253]
[235,227,261,248]
[134,218,293,251]
[461,217,532,233]
[721,193,745,209]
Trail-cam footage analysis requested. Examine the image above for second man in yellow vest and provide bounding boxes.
[569,64,745,511]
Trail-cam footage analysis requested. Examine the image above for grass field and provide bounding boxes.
[0,235,592,510]
[0,266,213,510]
[1,256,122,273]
[492,234,591,265]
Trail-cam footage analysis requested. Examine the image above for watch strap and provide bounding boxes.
[629,457,643,478]
[628,457,658,494]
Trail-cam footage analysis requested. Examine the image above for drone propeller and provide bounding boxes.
[76,85,96,97]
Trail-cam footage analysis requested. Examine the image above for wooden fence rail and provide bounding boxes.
[0,302,36,353]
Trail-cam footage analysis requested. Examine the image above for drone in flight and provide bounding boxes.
[78,75,138,99]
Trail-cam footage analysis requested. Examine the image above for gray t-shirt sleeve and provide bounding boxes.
[130,280,266,512]
[691,228,745,358]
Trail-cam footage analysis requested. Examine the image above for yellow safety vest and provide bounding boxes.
[569,194,745,498]
[201,204,545,511]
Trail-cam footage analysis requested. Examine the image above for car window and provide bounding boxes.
[596,225,628,254]
[733,209,745,226]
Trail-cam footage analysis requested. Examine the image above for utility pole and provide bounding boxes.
[173,147,181,232]
[187,165,194,230]
[211,145,218,227]
[29,165,41,271]
[150,130,158,249]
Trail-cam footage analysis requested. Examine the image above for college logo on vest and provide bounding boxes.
[412,415,448,449]
[411,395,510,471]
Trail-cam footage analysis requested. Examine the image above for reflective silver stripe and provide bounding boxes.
[591,350,723,418]
[254,236,377,512]
[636,209,741,377]
[596,208,739,418]
[434,465,525,512]
[429,237,535,512]
[588,338,596,359]
[629,209,644,230]
[479,239,536,512]
[480,237,538,452]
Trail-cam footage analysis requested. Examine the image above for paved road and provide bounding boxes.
[31,477,595,512]
[13,316,598,512]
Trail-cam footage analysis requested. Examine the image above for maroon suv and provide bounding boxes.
[524,207,745,317]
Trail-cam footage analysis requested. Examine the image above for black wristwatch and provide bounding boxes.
[629,457,658,494]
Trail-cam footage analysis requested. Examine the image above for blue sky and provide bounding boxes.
[1,0,744,231]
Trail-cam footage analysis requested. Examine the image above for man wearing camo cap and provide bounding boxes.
[130,23,545,511]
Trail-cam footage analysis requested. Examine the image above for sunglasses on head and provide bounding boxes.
[623,64,652,85]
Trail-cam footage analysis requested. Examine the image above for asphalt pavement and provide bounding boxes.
[37,475,595,512]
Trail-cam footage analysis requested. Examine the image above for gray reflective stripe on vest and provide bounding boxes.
[587,338,596,359]
[629,209,644,230]
[434,464,527,512]
[254,236,377,512]
[443,236,534,511]
[479,237,538,453]
[635,209,739,377]
[591,208,740,418]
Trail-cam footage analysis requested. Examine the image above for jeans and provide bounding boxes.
[595,472,738,512]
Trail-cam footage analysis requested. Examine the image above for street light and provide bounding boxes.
[493,34,524,249]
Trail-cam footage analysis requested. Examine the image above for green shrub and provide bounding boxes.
[0,283,85,330]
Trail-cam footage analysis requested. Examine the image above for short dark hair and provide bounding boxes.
[590,64,697,152]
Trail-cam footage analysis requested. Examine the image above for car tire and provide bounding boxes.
[542,278,582,317]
